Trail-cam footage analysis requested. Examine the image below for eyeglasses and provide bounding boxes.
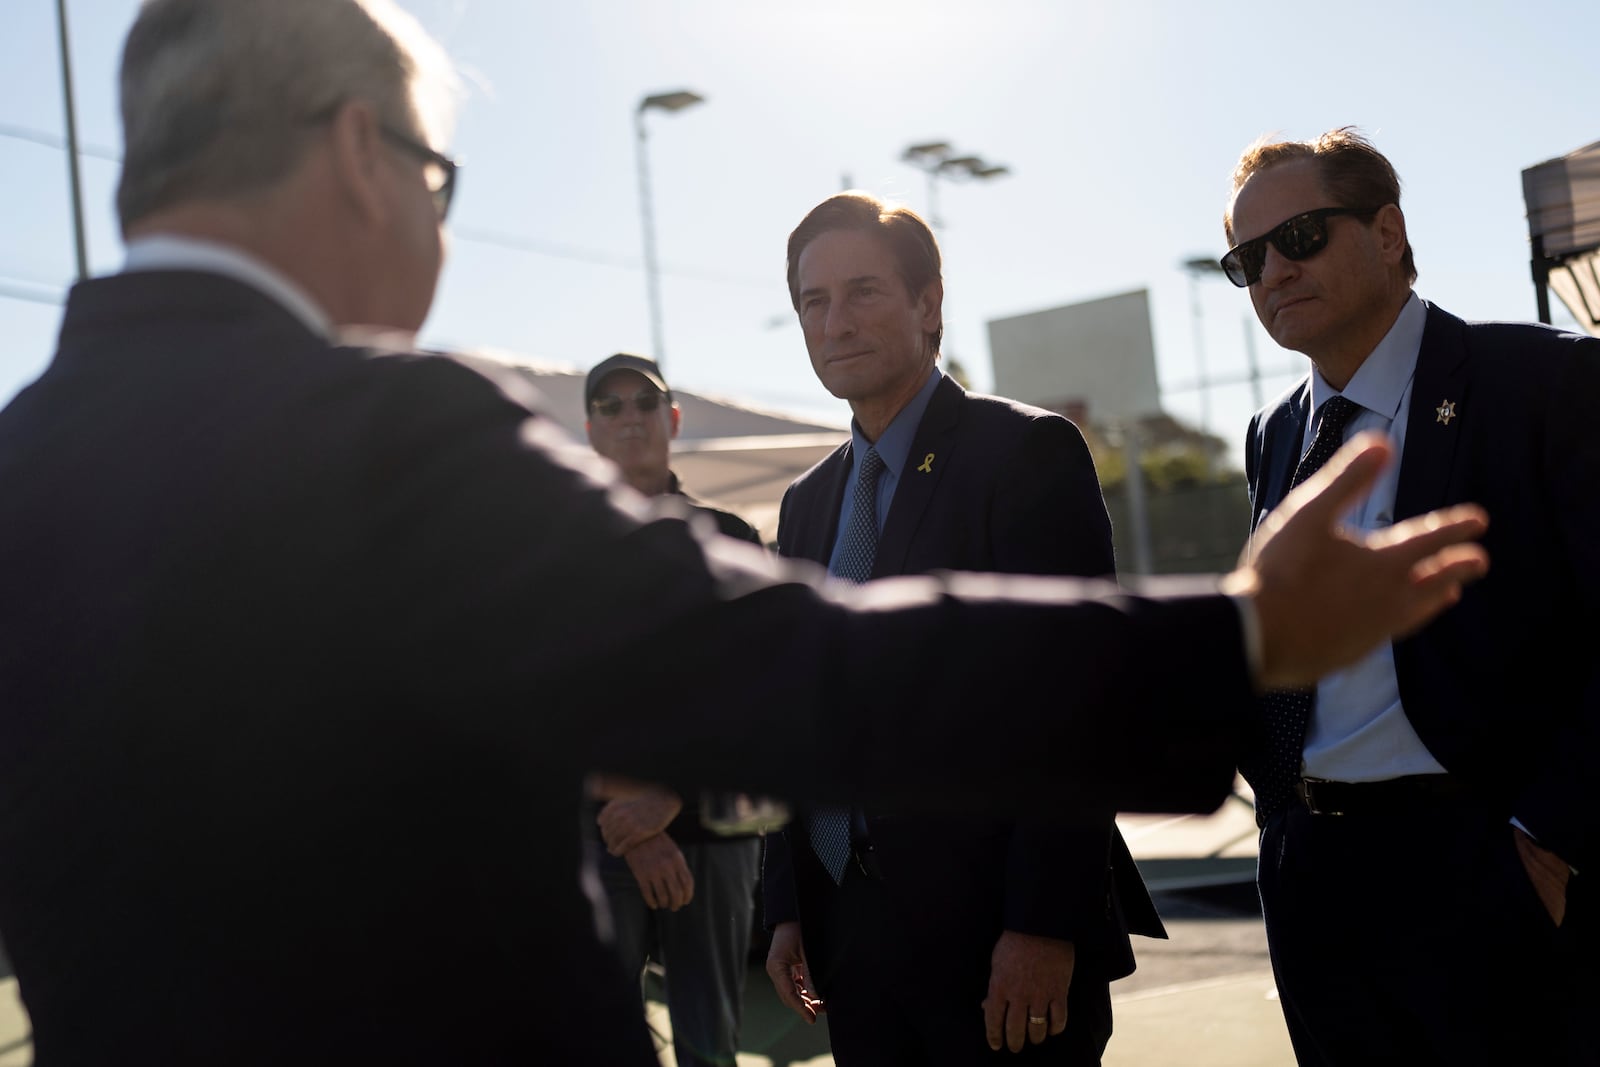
[589,390,666,418]
[1219,206,1379,287]
[379,124,459,222]
[304,104,460,222]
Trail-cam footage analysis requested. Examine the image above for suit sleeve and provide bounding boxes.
[355,356,1251,829]
[760,827,800,928]
[988,416,1125,941]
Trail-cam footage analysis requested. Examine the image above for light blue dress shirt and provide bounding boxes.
[1300,292,1447,781]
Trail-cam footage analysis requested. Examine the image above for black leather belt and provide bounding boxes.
[1294,775,1465,816]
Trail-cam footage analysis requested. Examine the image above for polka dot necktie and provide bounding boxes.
[1246,395,1362,826]
[807,446,885,884]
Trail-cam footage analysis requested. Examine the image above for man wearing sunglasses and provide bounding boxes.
[1223,126,1598,1064]
[0,3,1495,1063]
[581,351,766,1067]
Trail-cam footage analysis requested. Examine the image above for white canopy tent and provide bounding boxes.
[453,349,848,539]
[1522,138,1600,335]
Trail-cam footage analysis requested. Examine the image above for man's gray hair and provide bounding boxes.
[115,0,460,231]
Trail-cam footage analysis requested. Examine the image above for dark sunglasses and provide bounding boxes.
[378,124,459,222]
[1219,206,1380,287]
[590,391,665,418]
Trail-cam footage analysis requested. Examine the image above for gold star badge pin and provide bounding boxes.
[1435,399,1457,426]
[916,452,935,473]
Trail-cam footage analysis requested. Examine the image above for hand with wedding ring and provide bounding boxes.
[982,930,1074,1052]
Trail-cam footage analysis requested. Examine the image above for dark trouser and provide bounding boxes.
[802,853,1112,1067]
[602,836,762,1067]
[1259,797,1593,1066]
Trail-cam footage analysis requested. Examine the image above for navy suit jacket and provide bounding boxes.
[0,273,1254,1064]
[1244,300,1600,870]
[763,374,1164,982]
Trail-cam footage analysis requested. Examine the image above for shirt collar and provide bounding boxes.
[850,366,943,477]
[1309,291,1424,419]
[123,234,336,341]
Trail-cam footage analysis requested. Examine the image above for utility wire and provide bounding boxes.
[0,120,775,289]
[450,226,772,288]
[0,281,66,307]
[0,122,120,161]
[0,125,774,295]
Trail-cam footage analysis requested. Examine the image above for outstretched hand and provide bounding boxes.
[1227,432,1489,689]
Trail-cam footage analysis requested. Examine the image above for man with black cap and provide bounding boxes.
[583,352,765,1067]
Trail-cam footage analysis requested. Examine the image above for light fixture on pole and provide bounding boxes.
[634,89,705,369]
[899,141,1010,229]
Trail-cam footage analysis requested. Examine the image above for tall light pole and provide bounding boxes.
[1239,311,1265,410]
[1183,255,1264,410]
[56,0,88,280]
[899,141,1009,386]
[634,89,705,369]
[1181,256,1220,440]
[899,141,1010,230]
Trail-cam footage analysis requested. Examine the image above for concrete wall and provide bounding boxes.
[987,289,1162,422]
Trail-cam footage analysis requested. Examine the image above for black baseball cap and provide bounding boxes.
[584,353,670,410]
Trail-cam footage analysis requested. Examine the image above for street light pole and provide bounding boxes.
[634,89,705,369]
[896,141,1009,382]
[899,141,1010,230]
[55,0,88,281]
[1240,313,1264,410]
[907,142,949,228]
[1182,255,1246,426]
[1182,255,1241,479]
[1184,265,1213,440]
[1181,253,1268,408]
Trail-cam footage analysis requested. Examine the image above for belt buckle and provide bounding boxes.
[1297,777,1345,816]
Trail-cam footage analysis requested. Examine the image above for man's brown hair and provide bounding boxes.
[1225,126,1417,283]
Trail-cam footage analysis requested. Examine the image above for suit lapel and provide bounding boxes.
[1255,382,1313,525]
[873,375,962,577]
[797,444,853,566]
[1394,302,1470,520]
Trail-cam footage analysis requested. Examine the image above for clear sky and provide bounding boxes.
[3,0,1595,468]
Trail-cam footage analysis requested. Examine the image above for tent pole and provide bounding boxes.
[1532,235,1552,325]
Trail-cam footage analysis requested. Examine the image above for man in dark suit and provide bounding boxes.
[0,3,1492,1062]
[761,191,1159,1065]
[1222,126,1598,1064]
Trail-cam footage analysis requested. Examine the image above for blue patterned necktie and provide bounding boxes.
[807,446,885,883]
[1247,395,1362,825]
